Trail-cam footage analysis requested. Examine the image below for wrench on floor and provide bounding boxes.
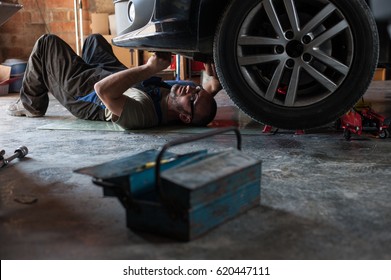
[0,146,28,168]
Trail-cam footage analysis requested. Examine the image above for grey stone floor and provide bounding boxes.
[1,82,391,260]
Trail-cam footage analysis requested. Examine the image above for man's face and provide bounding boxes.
[169,84,210,124]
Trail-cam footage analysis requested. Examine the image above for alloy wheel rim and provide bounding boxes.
[236,0,354,107]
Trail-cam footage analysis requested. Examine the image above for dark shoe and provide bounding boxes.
[6,100,43,117]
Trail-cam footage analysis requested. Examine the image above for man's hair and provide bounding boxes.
[192,98,217,126]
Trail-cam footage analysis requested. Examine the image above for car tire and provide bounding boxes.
[378,129,389,139]
[214,0,379,129]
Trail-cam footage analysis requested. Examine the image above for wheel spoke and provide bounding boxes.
[265,60,287,101]
[238,53,284,66]
[283,0,301,34]
[238,36,283,46]
[263,0,285,38]
[299,3,336,36]
[302,62,337,92]
[308,49,349,75]
[309,20,349,48]
[285,64,301,106]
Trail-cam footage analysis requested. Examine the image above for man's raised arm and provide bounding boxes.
[94,52,172,117]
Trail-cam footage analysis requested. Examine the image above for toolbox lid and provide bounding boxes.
[161,149,260,190]
[74,149,178,179]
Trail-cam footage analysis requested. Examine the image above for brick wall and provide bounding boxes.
[0,0,46,61]
[0,0,115,62]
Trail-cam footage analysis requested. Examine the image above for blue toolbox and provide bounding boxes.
[75,128,262,240]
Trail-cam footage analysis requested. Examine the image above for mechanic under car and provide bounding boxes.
[6,33,221,130]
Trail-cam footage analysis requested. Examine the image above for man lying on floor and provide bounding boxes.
[7,34,222,130]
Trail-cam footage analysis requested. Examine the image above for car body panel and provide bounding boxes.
[113,0,390,63]
[113,0,226,60]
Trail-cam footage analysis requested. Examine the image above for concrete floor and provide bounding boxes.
[1,81,391,260]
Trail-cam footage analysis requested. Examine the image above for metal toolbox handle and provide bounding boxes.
[155,127,242,196]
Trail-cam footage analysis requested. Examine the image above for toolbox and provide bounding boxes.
[75,127,262,240]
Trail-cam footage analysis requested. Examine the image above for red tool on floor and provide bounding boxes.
[340,103,390,140]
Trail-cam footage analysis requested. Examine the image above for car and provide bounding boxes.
[112,0,380,129]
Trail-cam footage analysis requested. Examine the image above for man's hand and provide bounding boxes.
[203,62,222,96]
[146,52,172,73]
[204,62,218,77]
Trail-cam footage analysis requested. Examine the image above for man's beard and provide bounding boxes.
[169,86,186,113]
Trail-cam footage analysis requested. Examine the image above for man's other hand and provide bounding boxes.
[146,52,172,73]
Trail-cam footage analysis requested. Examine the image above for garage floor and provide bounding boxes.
[1,81,391,260]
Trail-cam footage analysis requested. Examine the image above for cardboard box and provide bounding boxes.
[103,35,139,68]
[91,13,109,35]
[109,14,117,36]
[0,65,11,95]
[374,68,386,81]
